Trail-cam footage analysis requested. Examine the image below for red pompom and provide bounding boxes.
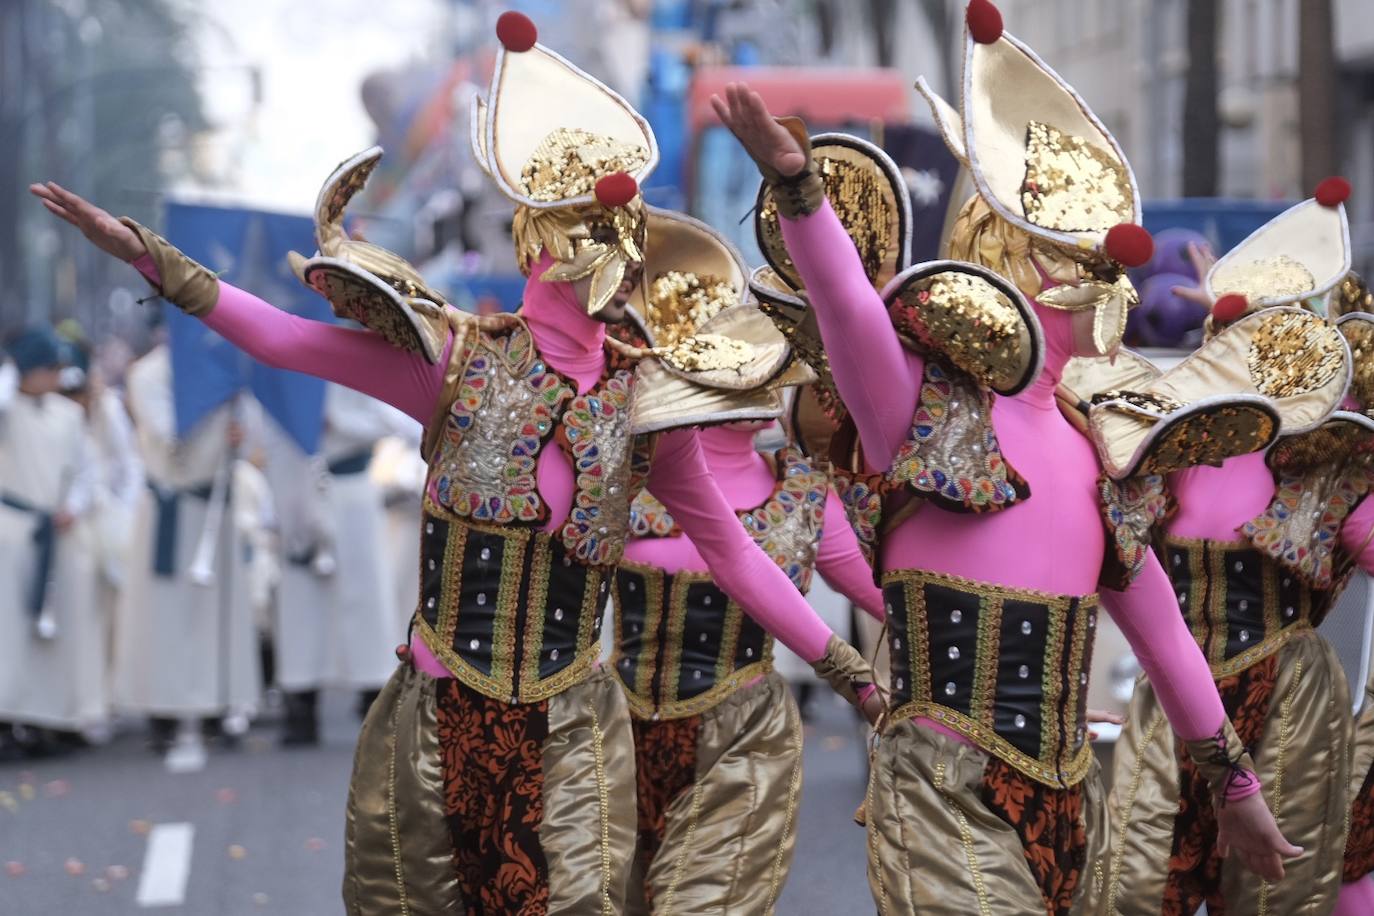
[595,172,638,208]
[1315,176,1351,208]
[496,11,537,52]
[1104,223,1154,268]
[1213,293,1249,324]
[966,0,1004,44]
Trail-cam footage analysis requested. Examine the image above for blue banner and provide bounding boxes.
[163,202,331,453]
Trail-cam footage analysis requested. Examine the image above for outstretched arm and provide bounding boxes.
[711,85,920,469]
[816,489,885,621]
[31,181,449,425]
[647,428,878,717]
[1103,552,1302,881]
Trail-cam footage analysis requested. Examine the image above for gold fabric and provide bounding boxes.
[121,218,220,318]
[629,671,804,915]
[811,633,873,709]
[1020,120,1133,233]
[1107,632,1352,915]
[628,354,784,435]
[1340,311,1374,412]
[865,717,1109,915]
[542,665,638,915]
[1351,669,1374,803]
[515,199,648,316]
[343,663,464,915]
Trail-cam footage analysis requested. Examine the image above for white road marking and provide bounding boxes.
[136,823,195,907]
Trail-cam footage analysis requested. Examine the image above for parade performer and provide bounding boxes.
[112,335,262,750]
[610,208,885,913]
[31,13,876,912]
[713,1,1311,910]
[267,382,416,745]
[0,328,100,757]
[1100,186,1369,916]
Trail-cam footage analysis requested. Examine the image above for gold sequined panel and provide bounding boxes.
[1092,389,1183,419]
[1334,273,1374,319]
[1020,121,1133,233]
[1129,405,1277,478]
[1212,254,1316,304]
[519,128,649,203]
[646,271,735,348]
[429,323,573,523]
[887,270,1032,393]
[1341,317,1374,410]
[558,371,642,566]
[306,266,426,355]
[759,155,894,291]
[740,447,829,593]
[1246,310,1345,398]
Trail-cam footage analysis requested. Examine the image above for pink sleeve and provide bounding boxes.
[1341,495,1374,574]
[778,202,923,470]
[816,490,885,621]
[1103,554,1262,799]
[647,428,834,662]
[133,255,451,425]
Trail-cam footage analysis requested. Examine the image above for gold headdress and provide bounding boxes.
[625,208,815,433]
[471,11,658,314]
[917,0,1153,355]
[288,147,451,363]
[1203,178,1353,330]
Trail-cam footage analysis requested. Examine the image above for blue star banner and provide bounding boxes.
[163,202,332,453]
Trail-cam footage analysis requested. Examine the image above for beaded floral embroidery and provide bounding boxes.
[628,490,679,538]
[431,325,571,522]
[1243,461,1374,588]
[739,447,829,592]
[559,371,638,565]
[888,361,1028,512]
[831,467,884,567]
[1097,473,1171,587]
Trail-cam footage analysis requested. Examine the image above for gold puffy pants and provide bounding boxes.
[626,671,804,915]
[343,661,637,915]
[1107,631,1352,915]
[864,718,1109,915]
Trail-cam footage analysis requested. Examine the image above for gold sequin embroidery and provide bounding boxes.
[1020,120,1132,233]
[519,128,649,202]
[1213,254,1316,304]
[1247,310,1345,398]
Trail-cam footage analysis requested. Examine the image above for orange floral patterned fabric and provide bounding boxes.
[436,678,551,915]
[631,715,701,907]
[1161,655,1278,915]
[980,758,1087,916]
[1346,764,1374,882]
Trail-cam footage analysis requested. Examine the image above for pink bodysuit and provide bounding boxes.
[777,201,1240,765]
[133,253,841,668]
[622,421,886,619]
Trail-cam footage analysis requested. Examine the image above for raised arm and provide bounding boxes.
[816,489,885,621]
[647,428,877,716]
[31,181,449,426]
[1103,552,1302,880]
[712,85,920,468]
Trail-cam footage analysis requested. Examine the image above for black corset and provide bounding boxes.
[1161,536,1329,677]
[612,562,772,718]
[411,508,609,703]
[884,569,1099,788]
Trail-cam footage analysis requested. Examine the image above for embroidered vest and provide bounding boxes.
[413,319,654,703]
[612,446,829,718]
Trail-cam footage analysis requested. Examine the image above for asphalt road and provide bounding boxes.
[0,688,873,915]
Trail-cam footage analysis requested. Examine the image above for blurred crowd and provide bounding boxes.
[0,314,426,761]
